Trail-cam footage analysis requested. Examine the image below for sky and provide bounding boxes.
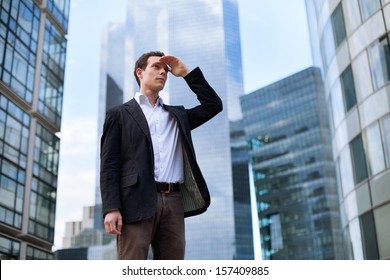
[54,0,312,250]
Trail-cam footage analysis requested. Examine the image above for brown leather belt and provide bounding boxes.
[155,182,181,193]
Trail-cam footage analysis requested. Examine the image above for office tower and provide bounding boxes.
[230,120,254,259]
[241,67,344,259]
[306,0,390,259]
[97,22,126,154]
[95,22,126,231]
[0,0,70,259]
[94,0,249,259]
[62,206,95,249]
[55,205,116,260]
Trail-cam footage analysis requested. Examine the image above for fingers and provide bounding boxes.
[159,55,179,66]
[159,56,180,73]
[159,55,189,77]
[104,211,122,235]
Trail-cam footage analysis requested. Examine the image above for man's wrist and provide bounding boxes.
[107,208,119,214]
[183,67,201,82]
[181,68,190,77]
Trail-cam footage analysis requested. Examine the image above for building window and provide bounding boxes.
[369,35,390,90]
[348,218,364,259]
[0,94,29,229]
[373,203,390,259]
[343,0,362,34]
[321,20,336,68]
[320,3,347,68]
[39,18,67,127]
[29,178,55,239]
[381,115,390,168]
[261,213,283,259]
[364,122,385,176]
[332,3,347,47]
[269,213,283,252]
[340,66,357,112]
[47,0,70,31]
[34,123,59,179]
[338,145,354,196]
[28,123,59,242]
[0,95,30,167]
[330,80,344,129]
[0,0,40,103]
[0,160,24,229]
[359,211,379,259]
[350,134,368,184]
[0,235,20,259]
[26,245,53,260]
[358,0,381,21]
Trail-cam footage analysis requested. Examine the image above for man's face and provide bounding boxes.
[137,56,169,92]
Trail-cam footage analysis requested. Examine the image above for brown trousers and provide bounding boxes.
[117,192,185,260]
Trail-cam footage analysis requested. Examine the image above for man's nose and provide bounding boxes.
[160,68,167,75]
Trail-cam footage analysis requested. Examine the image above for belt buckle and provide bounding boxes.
[161,182,173,193]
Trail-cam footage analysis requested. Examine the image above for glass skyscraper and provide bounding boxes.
[230,120,254,259]
[94,0,252,259]
[0,0,70,259]
[241,67,344,259]
[96,22,126,209]
[306,0,390,259]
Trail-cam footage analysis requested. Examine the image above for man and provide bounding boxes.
[100,51,222,259]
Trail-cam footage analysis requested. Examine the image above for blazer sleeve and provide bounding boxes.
[183,67,223,130]
[100,107,123,216]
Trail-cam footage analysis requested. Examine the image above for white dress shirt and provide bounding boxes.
[134,92,184,183]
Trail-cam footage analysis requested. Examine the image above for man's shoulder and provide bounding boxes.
[165,104,185,109]
[164,104,186,114]
[107,99,136,113]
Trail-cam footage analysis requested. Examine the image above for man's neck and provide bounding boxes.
[139,88,159,107]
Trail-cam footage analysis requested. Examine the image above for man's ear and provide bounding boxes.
[136,68,143,80]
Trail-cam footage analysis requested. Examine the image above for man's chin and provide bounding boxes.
[149,87,164,94]
[155,84,166,91]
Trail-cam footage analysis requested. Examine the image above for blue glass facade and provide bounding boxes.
[241,67,344,259]
[96,22,126,207]
[0,0,40,104]
[230,120,254,259]
[38,18,67,128]
[0,0,69,259]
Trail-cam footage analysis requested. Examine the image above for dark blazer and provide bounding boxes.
[100,67,223,224]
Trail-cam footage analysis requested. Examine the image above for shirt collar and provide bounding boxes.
[134,92,164,107]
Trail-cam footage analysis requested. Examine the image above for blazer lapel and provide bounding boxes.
[124,99,152,144]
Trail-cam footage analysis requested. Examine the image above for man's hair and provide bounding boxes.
[134,51,165,86]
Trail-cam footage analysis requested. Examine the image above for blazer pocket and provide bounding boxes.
[120,173,138,189]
